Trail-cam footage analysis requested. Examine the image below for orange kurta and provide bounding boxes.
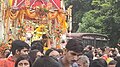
[0,56,15,67]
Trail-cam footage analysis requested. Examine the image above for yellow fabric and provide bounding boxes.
[9,0,13,7]
[106,58,113,64]
[21,36,26,41]
[57,13,68,33]
[35,25,47,37]
[44,47,49,51]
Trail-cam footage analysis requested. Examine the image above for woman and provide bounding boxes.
[15,55,32,67]
[77,55,90,67]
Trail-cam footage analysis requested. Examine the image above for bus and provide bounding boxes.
[66,33,109,48]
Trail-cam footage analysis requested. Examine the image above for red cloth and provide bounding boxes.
[0,56,15,67]
[30,0,46,8]
[31,0,42,8]
[50,0,61,9]
[101,54,108,60]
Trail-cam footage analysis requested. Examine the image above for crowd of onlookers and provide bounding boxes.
[0,38,120,67]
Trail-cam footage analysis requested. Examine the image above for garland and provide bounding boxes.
[48,10,58,20]
[9,9,20,20]
[25,8,37,19]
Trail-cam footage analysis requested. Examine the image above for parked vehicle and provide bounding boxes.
[66,33,109,47]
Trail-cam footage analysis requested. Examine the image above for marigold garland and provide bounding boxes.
[9,9,20,20]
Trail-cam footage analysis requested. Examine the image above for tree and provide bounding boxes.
[77,10,106,33]
[65,0,93,32]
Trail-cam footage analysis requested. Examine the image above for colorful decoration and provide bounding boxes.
[30,0,46,8]
[25,0,30,7]
[34,24,48,37]
[2,0,70,49]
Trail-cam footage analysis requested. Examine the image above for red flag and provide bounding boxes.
[50,0,61,9]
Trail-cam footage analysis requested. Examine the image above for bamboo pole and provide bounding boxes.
[61,0,65,12]
[68,5,73,33]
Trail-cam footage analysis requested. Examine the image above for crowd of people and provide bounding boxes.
[0,38,120,67]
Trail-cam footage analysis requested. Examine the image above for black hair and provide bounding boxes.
[29,49,41,63]
[84,51,93,60]
[66,39,84,53]
[45,48,58,56]
[45,49,54,56]
[57,49,63,54]
[32,56,62,67]
[31,40,44,53]
[100,47,105,53]
[11,40,30,55]
[108,60,117,65]
[42,34,48,39]
[90,59,107,67]
[15,55,32,67]
[8,39,13,42]
[114,56,120,67]
[61,40,65,43]
[116,61,120,67]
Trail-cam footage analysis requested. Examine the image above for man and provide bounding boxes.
[59,39,84,67]
[0,40,30,67]
[31,40,44,53]
[40,34,48,46]
[40,34,50,52]
[32,56,62,67]
[90,59,107,67]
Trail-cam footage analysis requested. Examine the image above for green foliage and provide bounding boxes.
[77,10,106,33]
[92,0,101,6]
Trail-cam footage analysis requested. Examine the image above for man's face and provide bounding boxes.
[65,51,82,64]
[19,48,29,55]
